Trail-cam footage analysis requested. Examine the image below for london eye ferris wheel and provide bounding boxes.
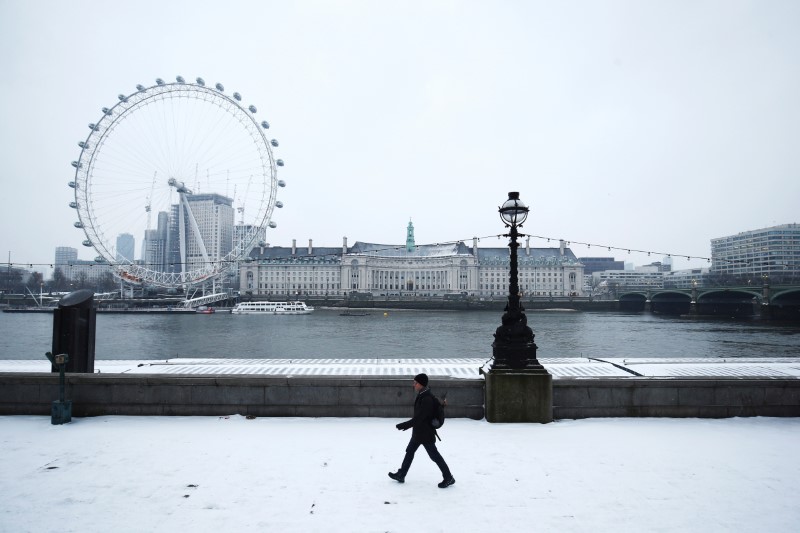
[69,76,285,288]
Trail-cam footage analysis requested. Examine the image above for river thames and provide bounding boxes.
[1,309,798,361]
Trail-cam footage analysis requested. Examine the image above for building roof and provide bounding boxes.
[478,247,581,266]
[347,241,472,257]
[248,246,344,263]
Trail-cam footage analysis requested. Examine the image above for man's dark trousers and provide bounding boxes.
[400,437,452,478]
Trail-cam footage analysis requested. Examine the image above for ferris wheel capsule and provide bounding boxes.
[82,240,93,247]
[136,84,146,92]
[275,201,283,208]
[95,256,105,263]
[261,121,270,129]
[88,123,99,131]
[69,201,78,208]
[276,159,284,166]
[102,107,112,116]
[176,76,185,83]
[215,83,224,91]
[73,221,83,228]
[248,105,257,113]
[78,141,87,148]
[71,161,81,168]
[270,139,279,147]
[156,78,165,85]
[118,94,128,102]
[233,92,242,101]
[68,181,76,188]
[268,221,277,228]
[196,77,205,86]
[278,180,286,187]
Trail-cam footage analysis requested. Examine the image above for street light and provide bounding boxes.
[490,192,543,371]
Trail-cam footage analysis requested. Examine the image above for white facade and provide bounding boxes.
[64,260,113,283]
[239,230,585,298]
[341,240,478,295]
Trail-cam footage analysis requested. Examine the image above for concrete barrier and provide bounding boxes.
[1,373,798,419]
[553,378,800,419]
[0,373,485,419]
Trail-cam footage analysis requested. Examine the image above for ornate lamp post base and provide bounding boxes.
[488,312,552,422]
[485,370,552,423]
[490,306,546,371]
[484,192,552,423]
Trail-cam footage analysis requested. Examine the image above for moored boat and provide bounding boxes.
[230,301,314,315]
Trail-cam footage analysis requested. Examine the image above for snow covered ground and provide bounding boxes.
[3,357,799,378]
[1,415,798,532]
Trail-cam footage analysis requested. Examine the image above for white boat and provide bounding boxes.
[230,301,314,315]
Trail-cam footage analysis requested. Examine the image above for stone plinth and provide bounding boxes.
[485,369,553,423]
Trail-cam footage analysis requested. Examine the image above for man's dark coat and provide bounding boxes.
[397,388,436,444]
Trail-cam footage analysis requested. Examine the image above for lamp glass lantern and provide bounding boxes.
[499,192,528,227]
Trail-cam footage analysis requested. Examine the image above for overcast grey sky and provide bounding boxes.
[1,0,798,272]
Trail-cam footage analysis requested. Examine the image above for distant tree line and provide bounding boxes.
[0,267,118,295]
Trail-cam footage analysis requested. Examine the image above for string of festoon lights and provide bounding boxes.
[521,234,720,264]
[6,232,743,271]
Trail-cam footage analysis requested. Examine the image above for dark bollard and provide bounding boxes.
[51,289,96,374]
[45,352,72,425]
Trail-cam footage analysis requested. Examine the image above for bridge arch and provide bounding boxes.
[769,288,800,321]
[696,290,757,318]
[618,293,647,312]
[650,291,692,316]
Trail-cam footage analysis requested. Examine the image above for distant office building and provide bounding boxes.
[642,261,671,273]
[116,233,135,263]
[711,223,800,280]
[591,269,664,290]
[142,212,169,272]
[234,223,267,257]
[663,268,709,289]
[167,194,234,274]
[578,257,624,275]
[54,246,77,269]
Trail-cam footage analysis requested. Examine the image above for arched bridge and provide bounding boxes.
[617,285,800,319]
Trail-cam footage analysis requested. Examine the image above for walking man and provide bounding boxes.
[389,373,455,488]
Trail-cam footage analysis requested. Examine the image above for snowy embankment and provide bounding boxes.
[1,416,798,532]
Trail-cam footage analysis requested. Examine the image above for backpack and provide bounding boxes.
[430,392,447,429]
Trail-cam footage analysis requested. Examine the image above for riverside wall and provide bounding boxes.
[1,373,798,419]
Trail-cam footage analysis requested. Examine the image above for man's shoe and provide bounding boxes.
[388,471,405,483]
[438,476,455,488]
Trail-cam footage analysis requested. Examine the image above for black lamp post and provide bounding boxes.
[490,192,543,371]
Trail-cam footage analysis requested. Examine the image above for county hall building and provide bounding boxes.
[239,222,584,298]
